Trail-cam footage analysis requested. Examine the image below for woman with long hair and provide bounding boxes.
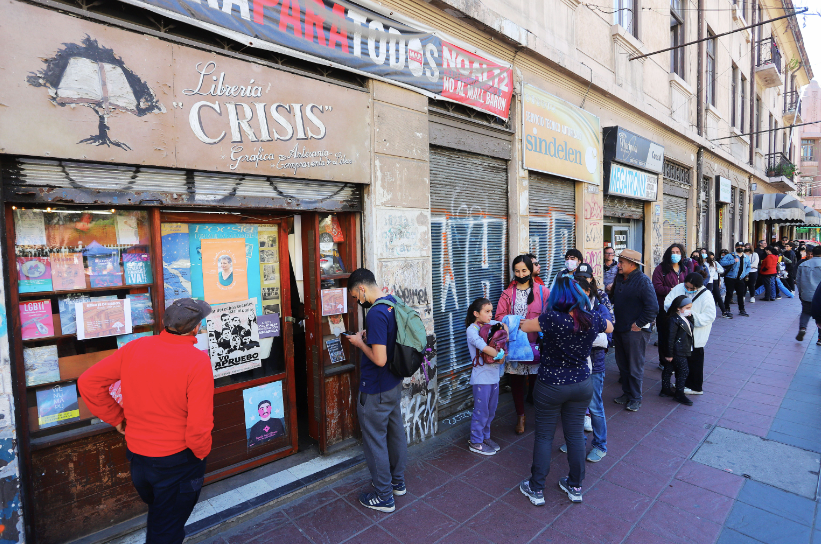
[517,277,613,506]
[496,255,548,434]
[652,244,688,364]
[704,251,727,316]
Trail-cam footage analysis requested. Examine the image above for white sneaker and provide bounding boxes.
[750,297,755,303]
[584,415,593,432]
[683,387,703,395]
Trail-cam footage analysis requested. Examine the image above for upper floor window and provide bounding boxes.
[740,74,747,130]
[802,139,815,161]
[614,0,638,38]
[756,96,762,149]
[706,31,716,107]
[731,65,738,128]
[670,0,685,77]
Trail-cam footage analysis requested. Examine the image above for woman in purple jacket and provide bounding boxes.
[652,244,688,366]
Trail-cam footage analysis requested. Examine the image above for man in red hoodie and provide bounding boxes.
[78,298,214,544]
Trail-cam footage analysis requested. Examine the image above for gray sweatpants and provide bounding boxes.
[357,382,408,500]
[613,330,651,401]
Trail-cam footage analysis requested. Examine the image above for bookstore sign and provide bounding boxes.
[0,1,371,183]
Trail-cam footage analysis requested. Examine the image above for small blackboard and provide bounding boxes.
[326,338,346,364]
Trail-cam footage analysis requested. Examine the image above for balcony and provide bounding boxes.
[755,37,784,89]
[766,151,798,191]
[783,90,803,125]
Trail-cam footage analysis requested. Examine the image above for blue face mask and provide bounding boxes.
[685,289,698,297]
[670,254,681,264]
[701,253,707,259]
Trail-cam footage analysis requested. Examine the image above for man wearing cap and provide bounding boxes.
[78,298,215,544]
[610,249,658,412]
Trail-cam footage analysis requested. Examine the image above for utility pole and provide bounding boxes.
[696,0,706,249]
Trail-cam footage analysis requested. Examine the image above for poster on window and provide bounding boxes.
[161,223,192,307]
[205,299,261,378]
[242,381,286,449]
[76,298,133,340]
[201,238,249,304]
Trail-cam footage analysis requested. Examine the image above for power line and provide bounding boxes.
[709,119,821,142]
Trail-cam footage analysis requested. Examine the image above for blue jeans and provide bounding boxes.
[763,275,776,300]
[587,371,607,453]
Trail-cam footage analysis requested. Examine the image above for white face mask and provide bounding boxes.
[680,309,692,317]
[566,260,579,271]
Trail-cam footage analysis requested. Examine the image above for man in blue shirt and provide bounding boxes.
[345,268,407,513]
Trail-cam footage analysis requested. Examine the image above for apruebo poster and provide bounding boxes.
[206,299,261,378]
[201,238,249,305]
[76,298,133,340]
[242,381,286,449]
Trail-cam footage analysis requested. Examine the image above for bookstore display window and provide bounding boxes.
[11,207,156,439]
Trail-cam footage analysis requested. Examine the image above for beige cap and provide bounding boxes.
[618,249,644,267]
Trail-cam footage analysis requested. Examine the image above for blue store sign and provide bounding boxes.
[607,163,658,201]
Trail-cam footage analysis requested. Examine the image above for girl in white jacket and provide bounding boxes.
[705,252,727,317]
[663,273,716,395]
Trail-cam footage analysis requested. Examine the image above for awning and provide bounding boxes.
[802,206,821,226]
[753,193,806,223]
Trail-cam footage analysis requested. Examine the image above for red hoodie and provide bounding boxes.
[78,331,215,459]
[759,254,780,276]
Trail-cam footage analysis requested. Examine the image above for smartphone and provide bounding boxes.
[342,331,356,336]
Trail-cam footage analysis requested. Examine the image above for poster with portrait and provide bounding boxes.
[242,381,286,448]
[205,299,261,378]
[201,238,248,305]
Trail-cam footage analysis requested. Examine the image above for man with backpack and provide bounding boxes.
[346,268,408,513]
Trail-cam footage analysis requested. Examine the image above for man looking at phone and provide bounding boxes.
[345,268,407,513]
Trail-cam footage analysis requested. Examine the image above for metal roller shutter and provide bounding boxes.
[430,147,508,418]
[604,194,645,220]
[528,173,576,286]
[663,194,687,246]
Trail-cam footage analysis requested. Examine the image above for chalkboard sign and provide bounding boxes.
[326,338,346,364]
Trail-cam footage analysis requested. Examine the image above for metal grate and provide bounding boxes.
[604,194,645,220]
[664,194,687,247]
[528,173,576,287]
[430,147,509,418]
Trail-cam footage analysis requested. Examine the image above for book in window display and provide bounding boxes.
[123,253,153,285]
[20,299,54,340]
[35,383,80,429]
[126,293,155,326]
[16,256,53,293]
[161,223,193,307]
[50,252,86,291]
[23,345,60,387]
[87,252,122,288]
[76,298,132,340]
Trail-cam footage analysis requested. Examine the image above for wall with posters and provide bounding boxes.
[365,81,437,444]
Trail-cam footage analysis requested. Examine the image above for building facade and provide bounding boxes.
[0,0,812,542]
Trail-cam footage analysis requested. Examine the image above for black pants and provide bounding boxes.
[746,272,758,298]
[614,330,651,401]
[127,448,206,544]
[656,310,669,359]
[685,347,705,392]
[662,356,689,394]
[724,277,746,313]
[709,281,726,314]
[529,378,593,491]
[785,269,796,292]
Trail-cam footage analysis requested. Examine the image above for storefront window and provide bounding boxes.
[13,207,154,438]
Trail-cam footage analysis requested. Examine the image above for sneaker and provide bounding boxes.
[371,482,407,497]
[739,311,749,317]
[777,296,782,300]
[358,491,395,512]
[817,338,821,346]
[584,415,593,432]
[469,441,496,456]
[723,312,733,319]
[750,297,756,303]
[614,394,630,405]
[484,438,501,452]
[797,329,807,341]
[683,387,703,395]
[559,443,567,453]
[626,400,641,411]
[520,479,545,506]
[558,477,583,503]
[586,448,606,463]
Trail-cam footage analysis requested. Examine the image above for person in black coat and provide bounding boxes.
[812,281,821,347]
[783,242,798,292]
[661,295,695,406]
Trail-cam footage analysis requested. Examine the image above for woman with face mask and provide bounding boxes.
[652,244,688,367]
[704,251,727,316]
[496,255,549,434]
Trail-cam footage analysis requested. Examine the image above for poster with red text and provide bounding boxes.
[20,299,54,340]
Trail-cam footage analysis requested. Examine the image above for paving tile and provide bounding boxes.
[379,501,458,544]
[638,429,705,456]
[674,460,745,498]
[459,459,522,499]
[716,528,770,544]
[582,479,652,522]
[422,445,483,477]
[742,382,788,396]
[724,501,812,544]
[771,418,821,442]
[735,388,785,407]
[219,511,291,544]
[341,525,401,544]
[292,498,372,544]
[737,480,817,527]
[623,527,672,544]
[658,479,735,524]
[602,461,671,498]
[424,478,494,523]
[551,503,633,544]
[782,392,821,408]
[637,500,723,544]
[498,487,570,525]
[622,443,687,479]
[531,527,586,543]
[727,397,781,417]
[716,418,772,438]
[402,459,453,497]
[281,488,340,520]
[487,443,533,470]
[464,500,544,544]
[432,527,494,544]
[765,430,821,454]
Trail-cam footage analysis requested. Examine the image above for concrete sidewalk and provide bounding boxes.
[193,295,821,544]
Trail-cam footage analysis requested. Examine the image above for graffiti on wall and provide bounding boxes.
[431,214,507,416]
[529,212,575,286]
[585,221,603,248]
[379,259,431,311]
[376,210,430,259]
[584,193,603,222]
[585,249,603,279]
[652,204,664,268]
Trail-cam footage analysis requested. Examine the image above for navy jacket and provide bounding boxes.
[666,313,694,358]
[611,269,659,333]
[812,281,821,322]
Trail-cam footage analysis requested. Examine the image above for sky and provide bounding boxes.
[792,1,821,84]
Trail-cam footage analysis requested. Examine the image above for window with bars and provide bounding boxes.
[739,189,745,241]
[706,31,717,107]
[670,0,685,78]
